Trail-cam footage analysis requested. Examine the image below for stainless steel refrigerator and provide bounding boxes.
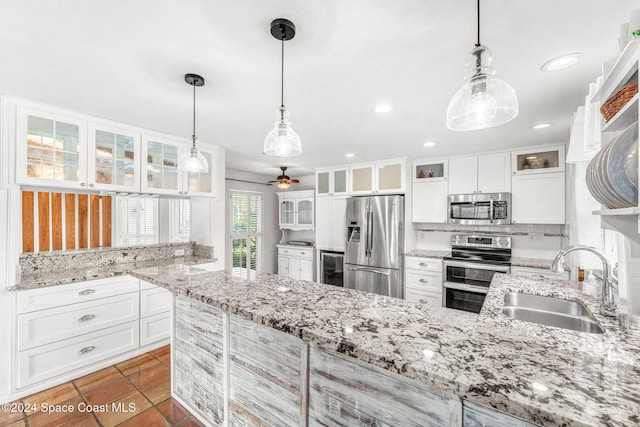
[344,195,404,298]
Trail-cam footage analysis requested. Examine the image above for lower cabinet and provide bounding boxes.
[14,275,170,392]
[278,246,314,281]
[463,401,538,427]
[405,256,443,307]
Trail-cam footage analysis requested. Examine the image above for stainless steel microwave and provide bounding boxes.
[448,193,511,225]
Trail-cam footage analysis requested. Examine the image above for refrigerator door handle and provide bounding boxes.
[348,266,391,276]
[367,205,374,258]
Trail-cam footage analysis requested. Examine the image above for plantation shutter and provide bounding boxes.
[117,196,159,246]
[230,192,263,278]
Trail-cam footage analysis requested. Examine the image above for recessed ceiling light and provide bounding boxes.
[345,153,355,158]
[374,104,392,113]
[540,53,584,72]
[423,141,437,147]
[530,123,551,129]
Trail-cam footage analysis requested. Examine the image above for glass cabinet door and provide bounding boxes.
[317,171,330,195]
[511,145,565,175]
[143,136,182,194]
[88,124,140,191]
[376,162,403,192]
[413,159,448,182]
[351,165,374,193]
[332,169,348,194]
[279,200,295,226]
[296,199,314,227]
[17,107,87,188]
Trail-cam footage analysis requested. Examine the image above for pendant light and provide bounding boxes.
[179,73,209,172]
[446,0,518,131]
[264,18,302,157]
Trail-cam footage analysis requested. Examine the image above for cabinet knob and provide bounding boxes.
[513,172,516,175]
[301,252,305,255]
[184,191,188,195]
[89,183,95,188]
[80,182,87,187]
[477,190,482,193]
[419,279,428,283]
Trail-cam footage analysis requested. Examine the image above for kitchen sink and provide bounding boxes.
[502,292,604,334]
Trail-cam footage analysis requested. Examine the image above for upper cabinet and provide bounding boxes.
[277,190,315,230]
[448,152,510,194]
[511,145,565,175]
[17,106,89,190]
[412,158,448,223]
[413,159,447,182]
[11,97,219,197]
[350,159,406,195]
[316,167,349,197]
[88,123,141,192]
[141,135,216,197]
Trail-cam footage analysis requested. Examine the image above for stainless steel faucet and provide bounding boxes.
[551,245,618,316]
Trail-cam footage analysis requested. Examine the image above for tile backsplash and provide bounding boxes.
[19,242,214,275]
[414,223,568,259]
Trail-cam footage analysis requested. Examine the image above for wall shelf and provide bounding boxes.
[601,94,638,134]
[594,38,640,103]
[593,207,640,216]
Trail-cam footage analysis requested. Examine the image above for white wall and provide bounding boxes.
[225,170,279,273]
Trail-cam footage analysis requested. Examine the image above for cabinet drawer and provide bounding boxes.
[405,270,442,292]
[141,287,172,318]
[405,288,442,307]
[17,321,139,388]
[140,312,170,347]
[406,257,442,272]
[17,292,140,351]
[278,247,313,259]
[17,275,139,314]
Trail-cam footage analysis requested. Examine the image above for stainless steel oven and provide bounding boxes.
[443,234,511,314]
[448,193,511,225]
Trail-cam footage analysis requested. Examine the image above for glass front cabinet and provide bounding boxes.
[511,145,566,175]
[88,123,140,192]
[277,190,315,230]
[316,167,349,197]
[16,106,88,189]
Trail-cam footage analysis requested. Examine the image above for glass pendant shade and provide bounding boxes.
[179,137,209,172]
[447,45,518,131]
[277,181,290,190]
[264,106,302,157]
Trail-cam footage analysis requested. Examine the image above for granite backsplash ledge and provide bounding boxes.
[20,242,214,275]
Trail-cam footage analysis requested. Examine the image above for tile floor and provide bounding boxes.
[0,345,205,427]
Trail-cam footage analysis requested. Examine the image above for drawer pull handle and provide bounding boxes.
[79,289,95,296]
[301,252,305,255]
[419,263,429,267]
[419,279,429,283]
[78,346,95,355]
[78,314,96,322]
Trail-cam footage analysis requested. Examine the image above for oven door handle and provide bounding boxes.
[444,260,510,272]
[443,282,489,294]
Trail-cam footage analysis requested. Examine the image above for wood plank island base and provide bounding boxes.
[129,265,640,427]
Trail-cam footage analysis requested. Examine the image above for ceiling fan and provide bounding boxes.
[268,166,299,190]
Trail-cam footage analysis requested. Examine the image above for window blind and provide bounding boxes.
[171,199,191,242]
[116,195,159,246]
[230,192,263,279]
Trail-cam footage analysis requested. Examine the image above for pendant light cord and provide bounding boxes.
[476,0,481,47]
[280,31,285,108]
[192,81,196,145]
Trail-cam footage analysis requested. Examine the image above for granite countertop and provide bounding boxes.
[11,256,217,290]
[405,249,450,259]
[130,265,640,427]
[511,257,558,270]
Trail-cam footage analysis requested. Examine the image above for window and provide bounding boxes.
[170,199,191,243]
[116,195,159,246]
[230,192,263,278]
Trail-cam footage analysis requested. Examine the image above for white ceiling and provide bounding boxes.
[1,1,639,179]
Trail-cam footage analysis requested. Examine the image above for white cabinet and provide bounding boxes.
[141,135,216,197]
[412,181,448,223]
[404,256,443,307]
[316,196,348,251]
[316,167,349,197]
[277,190,315,230]
[15,275,171,391]
[512,145,565,175]
[512,172,565,224]
[278,246,314,281]
[511,266,570,281]
[350,159,406,194]
[449,152,510,194]
[17,107,143,191]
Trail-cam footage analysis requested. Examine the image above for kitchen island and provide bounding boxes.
[130,265,640,427]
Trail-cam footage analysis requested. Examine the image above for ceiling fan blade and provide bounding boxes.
[289,179,300,183]
[267,180,279,183]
